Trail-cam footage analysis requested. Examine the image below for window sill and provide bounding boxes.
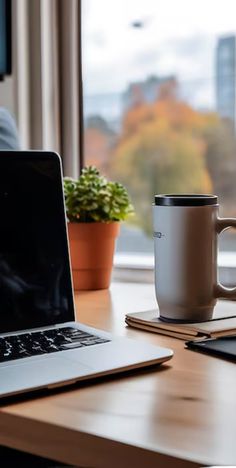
[113,252,236,285]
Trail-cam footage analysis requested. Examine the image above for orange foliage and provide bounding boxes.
[84,128,110,172]
[122,98,218,139]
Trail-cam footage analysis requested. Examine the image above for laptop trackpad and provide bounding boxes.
[0,357,92,396]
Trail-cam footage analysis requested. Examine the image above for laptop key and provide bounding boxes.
[46,345,60,353]
[61,342,84,349]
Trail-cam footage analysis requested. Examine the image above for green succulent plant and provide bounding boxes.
[63,166,134,223]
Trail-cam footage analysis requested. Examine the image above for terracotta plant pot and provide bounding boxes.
[67,222,120,291]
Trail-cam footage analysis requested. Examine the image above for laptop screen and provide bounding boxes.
[0,151,75,333]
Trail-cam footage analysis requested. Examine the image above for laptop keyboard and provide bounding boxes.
[0,327,110,363]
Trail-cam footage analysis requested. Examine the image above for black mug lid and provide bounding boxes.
[155,194,218,207]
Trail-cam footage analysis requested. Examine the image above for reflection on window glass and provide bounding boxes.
[82,0,236,253]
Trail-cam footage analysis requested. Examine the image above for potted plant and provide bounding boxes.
[63,166,134,290]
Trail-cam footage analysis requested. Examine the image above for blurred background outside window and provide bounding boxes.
[82,0,236,279]
[0,0,236,281]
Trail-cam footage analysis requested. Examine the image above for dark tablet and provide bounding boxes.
[186,336,236,361]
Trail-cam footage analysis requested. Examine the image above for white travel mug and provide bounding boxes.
[153,194,236,322]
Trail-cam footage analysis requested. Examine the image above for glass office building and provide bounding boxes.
[216,35,236,126]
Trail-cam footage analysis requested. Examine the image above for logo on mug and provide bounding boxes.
[154,231,165,238]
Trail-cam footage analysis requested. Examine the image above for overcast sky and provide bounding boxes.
[82,0,236,109]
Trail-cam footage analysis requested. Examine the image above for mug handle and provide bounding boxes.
[216,217,236,299]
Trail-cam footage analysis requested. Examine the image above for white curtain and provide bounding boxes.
[12,0,82,177]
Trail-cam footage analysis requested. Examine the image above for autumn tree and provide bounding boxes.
[203,120,236,215]
[110,97,215,234]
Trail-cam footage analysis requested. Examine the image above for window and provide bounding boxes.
[82,1,236,277]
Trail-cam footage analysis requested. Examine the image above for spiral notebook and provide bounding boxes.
[125,302,236,341]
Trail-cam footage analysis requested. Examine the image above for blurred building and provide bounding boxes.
[84,116,116,175]
[83,93,123,132]
[216,35,236,126]
[123,75,178,111]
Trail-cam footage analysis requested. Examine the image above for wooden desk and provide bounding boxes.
[0,282,236,467]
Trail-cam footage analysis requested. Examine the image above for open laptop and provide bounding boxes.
[0,151,173,398]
